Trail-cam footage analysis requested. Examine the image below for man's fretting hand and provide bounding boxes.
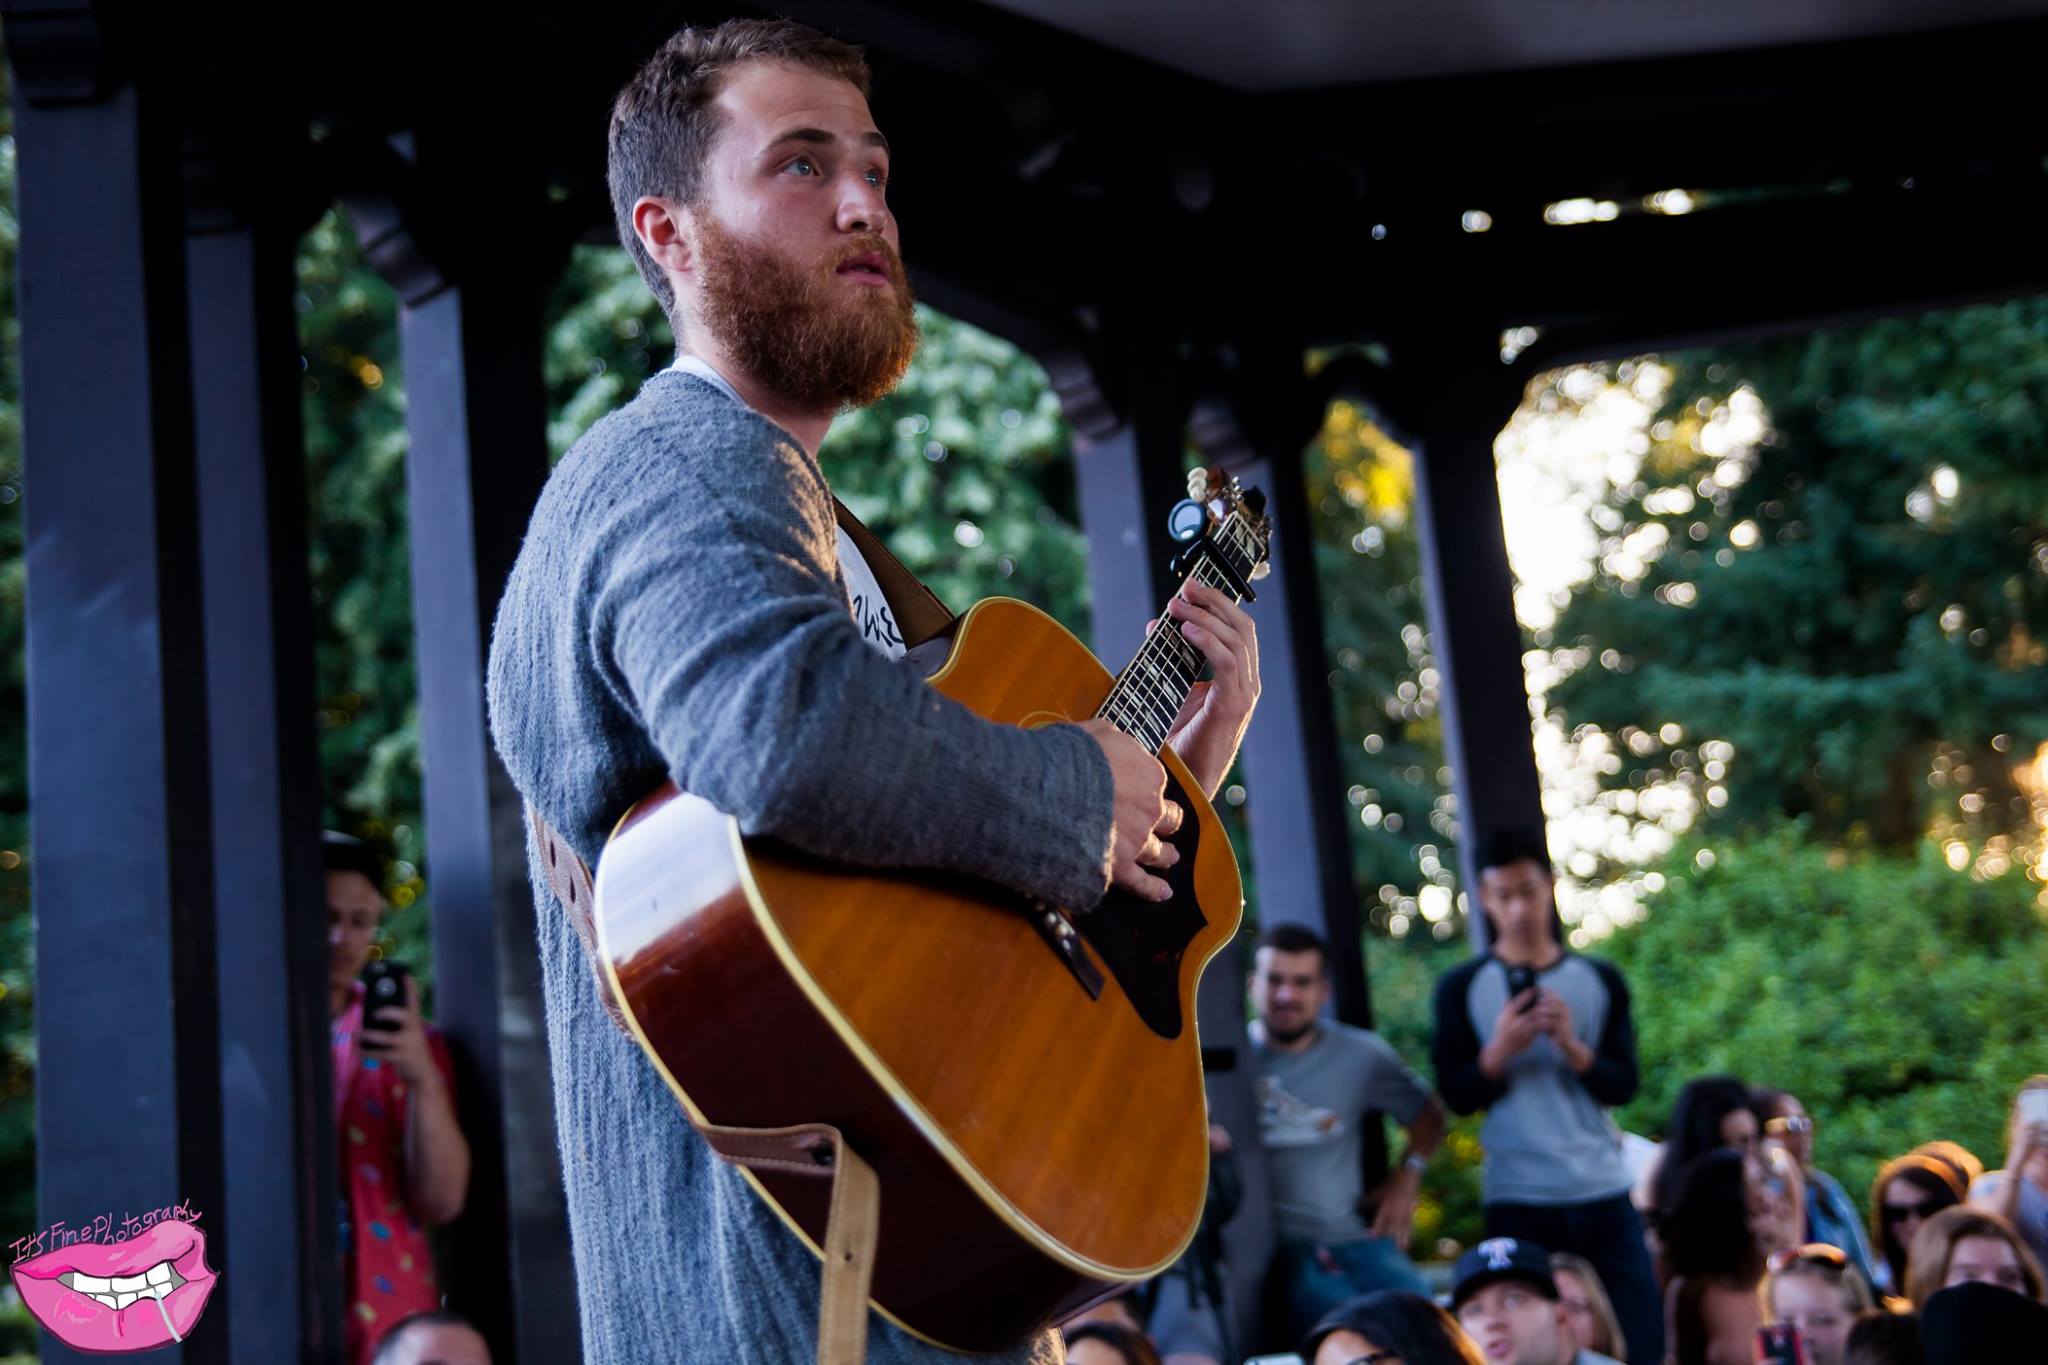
[1078,718,1181,903]
[1160,578,1261,799]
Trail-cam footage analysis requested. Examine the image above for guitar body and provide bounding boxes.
[593,597,1244,1352]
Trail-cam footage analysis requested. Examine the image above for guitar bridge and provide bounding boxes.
[1030,902,1105,1000]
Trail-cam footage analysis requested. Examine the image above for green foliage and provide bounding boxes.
[1602,820,2048,1208]
[295,210,434,982]
[1302,390,1463,940]
[541,243,1092,631]
[820,311,1088,634]
[1365,933,1488,1253]
[1549,305,2048,851]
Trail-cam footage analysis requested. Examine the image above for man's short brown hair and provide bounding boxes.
[607,19,871,322]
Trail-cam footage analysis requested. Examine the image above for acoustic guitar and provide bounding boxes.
[591,470,1271,1352]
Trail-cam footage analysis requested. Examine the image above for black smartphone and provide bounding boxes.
[1756,1323,1809,1365]
[1505,963,1538,1012]
[360,960,411,1044]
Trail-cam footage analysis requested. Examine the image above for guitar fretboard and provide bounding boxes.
[1097,511,1266,753]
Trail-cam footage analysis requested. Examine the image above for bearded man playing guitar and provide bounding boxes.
[488,18,1261,1365]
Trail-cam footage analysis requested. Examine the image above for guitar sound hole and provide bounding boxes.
[1076,768,1209,1040]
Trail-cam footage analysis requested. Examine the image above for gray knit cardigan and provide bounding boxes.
[486,369,1114,1362]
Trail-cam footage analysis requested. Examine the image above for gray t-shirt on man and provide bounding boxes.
[1431,953,1639,1208]
[1252,1020,1432,1245]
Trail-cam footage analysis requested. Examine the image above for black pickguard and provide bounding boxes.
[1077,767,1210,1040]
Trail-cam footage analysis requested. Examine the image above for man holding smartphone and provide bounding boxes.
[1431,831,1660,1365]
[326,832,472,1365]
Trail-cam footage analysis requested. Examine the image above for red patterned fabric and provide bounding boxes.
[331,982,454,1365]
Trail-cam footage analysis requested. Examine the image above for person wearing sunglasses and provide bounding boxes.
[1868,1154,1966,1296]
[1301,1289,1486,1365]
[1763,1243,1875,1365]
[1754,1091,1882,1295]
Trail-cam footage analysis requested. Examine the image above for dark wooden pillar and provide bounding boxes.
[1399,324,1546,949]
[6,6,228,1360]
[1070,312,1193,650]
[348,110,576,1363]
[1062,307,1279,1355]
[1209,339,1376,1031]
[185,120,343,1362]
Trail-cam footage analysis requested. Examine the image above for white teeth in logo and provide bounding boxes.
[58,1259,186,1311]
[1477,1237,1518,1270]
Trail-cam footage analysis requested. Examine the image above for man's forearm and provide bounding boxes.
[1173,724,1244,801]
[1403,1097,1447,1162]
[405,1073,471,1225]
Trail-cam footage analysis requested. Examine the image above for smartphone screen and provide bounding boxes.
[361,961,411,1039]
[1505,964,1537,1011]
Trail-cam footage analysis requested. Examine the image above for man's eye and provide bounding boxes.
[787,156,817,177]
[865,167,888,189]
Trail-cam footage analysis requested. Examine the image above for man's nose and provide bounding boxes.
[836,178,890,236]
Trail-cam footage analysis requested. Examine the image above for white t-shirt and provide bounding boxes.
[669,354,907,660]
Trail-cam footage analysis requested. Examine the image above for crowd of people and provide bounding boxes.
[1061,831,2048,1365]
[331,783,2044,1365]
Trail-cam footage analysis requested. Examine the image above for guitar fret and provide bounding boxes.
[1095,504,1268,750]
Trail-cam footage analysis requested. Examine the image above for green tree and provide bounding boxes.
[299,224,1097,979]
[1304,394,1462,942]
[1602,820,2048,1208]
[1548,305,2048,857]
[544,243,1091,627]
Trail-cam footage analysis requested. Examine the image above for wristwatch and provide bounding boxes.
[1402,1153,1430,1175]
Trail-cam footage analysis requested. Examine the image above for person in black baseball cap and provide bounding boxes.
[1919,1279,2048,1364]
[1450,1238,1621,1365]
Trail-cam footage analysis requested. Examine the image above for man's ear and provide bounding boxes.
[633,195,693,279]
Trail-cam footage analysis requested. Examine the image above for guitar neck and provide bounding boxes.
[1096,511,1264,752]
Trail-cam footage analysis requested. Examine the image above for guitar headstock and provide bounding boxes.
[1188,466,1273,581]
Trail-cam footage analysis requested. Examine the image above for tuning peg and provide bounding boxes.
[1186,468,1212,500]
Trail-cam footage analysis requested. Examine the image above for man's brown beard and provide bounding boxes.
[693,214,920,413]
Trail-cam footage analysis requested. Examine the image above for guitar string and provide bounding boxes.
[1118,509,1264,736]
[1121,516,1257,726]
[1097,509,1268,749]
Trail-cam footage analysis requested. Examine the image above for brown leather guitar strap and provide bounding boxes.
[831,496,955,649]
[527,806,881,1365]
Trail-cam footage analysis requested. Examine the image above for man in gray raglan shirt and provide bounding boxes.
[1430,831,1662,1365]
[485,18,1262,1364]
